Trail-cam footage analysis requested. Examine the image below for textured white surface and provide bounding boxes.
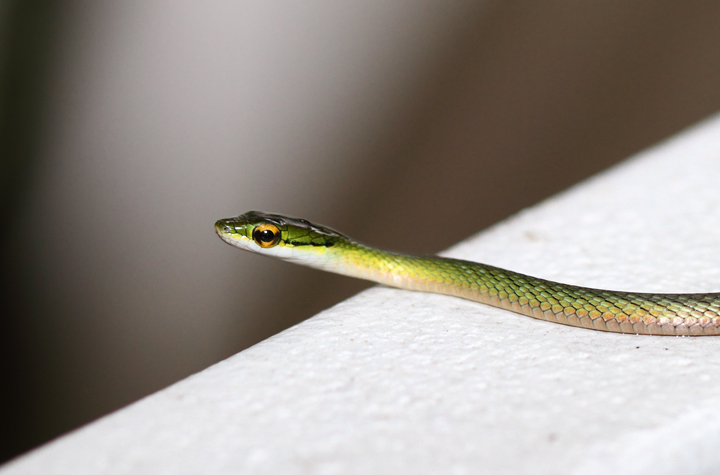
[5,115,720,474]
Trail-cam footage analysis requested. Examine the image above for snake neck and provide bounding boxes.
[321,240,465,293]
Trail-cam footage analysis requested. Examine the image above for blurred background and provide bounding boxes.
[2,0,720,462]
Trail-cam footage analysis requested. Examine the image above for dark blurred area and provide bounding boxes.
[2,0,720,463]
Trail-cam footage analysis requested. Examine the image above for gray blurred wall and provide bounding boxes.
[3,0,720,462]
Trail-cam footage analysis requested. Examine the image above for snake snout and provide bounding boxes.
[215,215,251,237]
[214,219,234,235]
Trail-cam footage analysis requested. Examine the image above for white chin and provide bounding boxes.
[218,234,335,270]
[218,233,254,251]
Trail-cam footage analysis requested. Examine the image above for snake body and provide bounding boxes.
[215,211,720,336]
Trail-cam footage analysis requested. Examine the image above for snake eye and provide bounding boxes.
[252,223,281,248]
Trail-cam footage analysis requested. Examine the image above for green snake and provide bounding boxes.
[215,211,720,336]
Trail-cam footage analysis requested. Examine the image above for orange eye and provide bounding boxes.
[252,223,281,248]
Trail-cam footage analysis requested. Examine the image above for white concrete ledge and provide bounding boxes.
[5,114,720,474]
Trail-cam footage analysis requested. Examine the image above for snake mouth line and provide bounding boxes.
[214,222,249,248]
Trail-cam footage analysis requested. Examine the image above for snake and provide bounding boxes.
[215,211,720,336]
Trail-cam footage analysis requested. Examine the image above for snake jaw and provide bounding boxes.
[215,224,249,246]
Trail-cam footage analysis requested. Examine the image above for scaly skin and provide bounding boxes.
[215,211,720,336]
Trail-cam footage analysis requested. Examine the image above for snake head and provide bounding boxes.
[214,211,349,258]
